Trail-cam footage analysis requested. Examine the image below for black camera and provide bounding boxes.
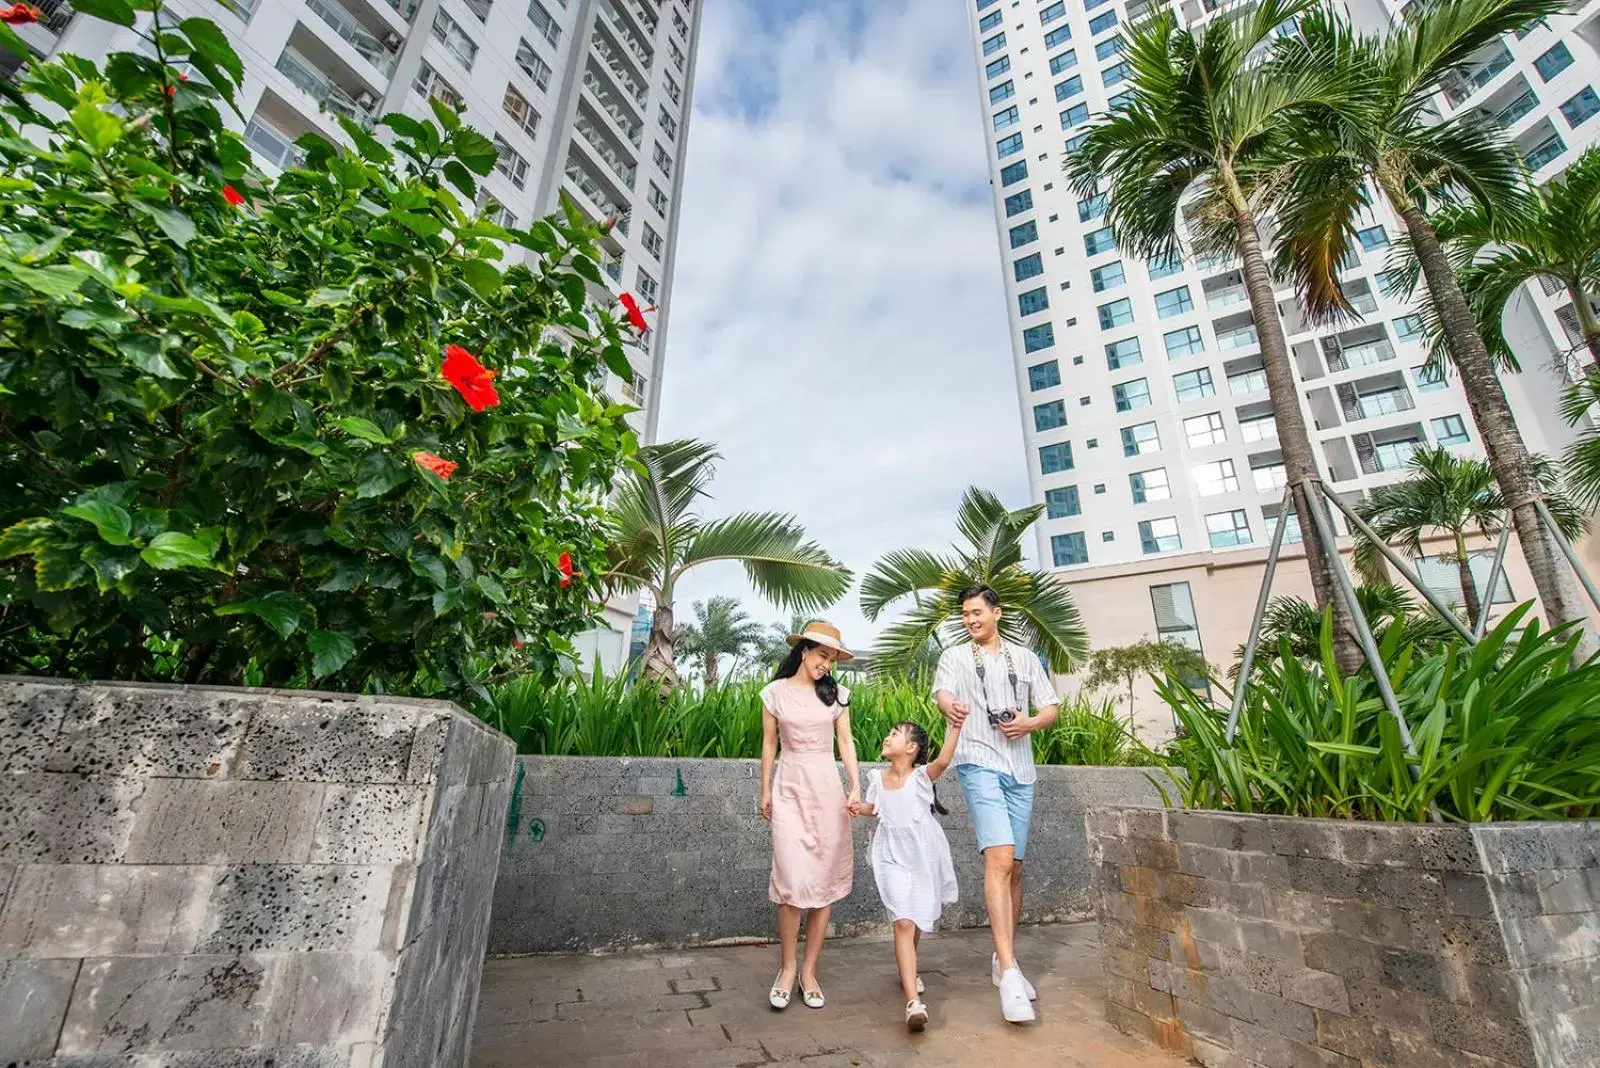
[987,708,1018,726]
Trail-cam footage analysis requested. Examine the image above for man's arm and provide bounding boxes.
[932,649,969,727]
[999,649,1061,738]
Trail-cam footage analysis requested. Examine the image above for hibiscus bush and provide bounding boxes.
[0,4,639,701]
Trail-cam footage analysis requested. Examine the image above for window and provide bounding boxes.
[527,0,560,45]
[1065,131,1090,153]
[1526,132,1566,171]
[414,61,462,107]
[503,84,540,139]
[1051,532,1089,566]
[1095,36,1122,60]
[1130,467,1169,502]
[667,39,686,72]
[1105,337,1142,370]
[1206,510,1252,548]
[1113,378,1151,412]
[478,197,514,228]
[978,0,999,7]
[1056,75,1085,102]
[658,107,681,143]
[986,56,1012,80]
[1041,0,1067,23]
[1050,49,1079,75]
[1034,399,1067,431]
[990,79,1015,104]
[1084,226,1116,255]
[1252,461,1287,492]
[1356,225,1389,252]
[979,8,1003,31]
[1394,314,1424,341]
[1102,61,1132,87]
[1151,582,1204,663]
[1014,253,1044,281]
[1046,485,1081,518]
[1155,286,1194,318]
[1000,160,1028,186]
[1102,531,1115,542]
[1122,422,1160,456]
[636,269,659,302]
[1184,411,1227,447]
[492,135,528,188]
[1149,254,1183,279]
[1560,87,1600,128]
[672,8,688,38]
[1139,517,1181,554]
[994,105,1021,131]
[642,224,664,259]
[515,40,552,89]
[1108,90,1133,111]
[1228,365,1267,394]
[1040,441,1074,473]
[1264,509,1303,545]
[1414,363,1447,393]
[1009,220,1038,248]
[1060,103,1090,128]
[1098,297,1133,329]
[1029,360,1061,390]
[1024,323,1056,352]
[983,31,1007,56]
[1089,10,1117,35]
[464,0,491,19]
[1091,261,1125,292]
[1019,287,1050,317]
[1006,191,1036,218]
[997,133,1025,159]
[1193,459,1239,497]
[1239,415,1276,442]
[1433,415,1470,444]
[1046,23,1072,49]
[1077,193,1106,222]
[1417,551,1513,608]
[1380,269,1407,297]
[665,74,682,106]
[1164,325,1205,359]
[432,10,479,69]
[1534,42,1573,82]
[653,142,674,178]
[648,182,669,216]
[1174,368,1215,401]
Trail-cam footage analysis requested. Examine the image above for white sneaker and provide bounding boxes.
[916,975,925,995]
[999,967,1035,1024]
[992,954,1037,1000]
[906,999,929,1032]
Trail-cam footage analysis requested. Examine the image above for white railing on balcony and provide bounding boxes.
[1350,389,1414,419]
[1253,464,1288,492]
[37,0,77,31]
[589,34,648,104]
[1227,368,1267,395]
[1330,340,1396,371]
[1350,291,1380,316]
[1491,88,1537,128]
[583,68,642,146]
[574,113,637,186]
[1217,325,1259,351]
[307,0,398,75]
[1239,417,1278,442]
[599,0,654,70]
[276,46,375,127]
[564,162,632,232]
[1443,44,1511,106]
[1207,285,1247,309]
[244,116,305,170]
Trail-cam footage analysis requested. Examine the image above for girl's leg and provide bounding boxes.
[799,906,830,991]
[893,920,920,1002]
[776,905,802,988]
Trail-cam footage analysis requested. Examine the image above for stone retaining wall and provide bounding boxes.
[1086,806,1600,1068]
[0,676,514,1068]
[489,755,1171,954]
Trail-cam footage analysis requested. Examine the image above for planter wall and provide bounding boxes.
[1086,807,1600,1068]
[490,755,1172,954]
[0,676,515,1068]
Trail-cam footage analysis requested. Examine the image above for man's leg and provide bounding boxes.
[985,844,1018,971]
[1003,775,1035,969]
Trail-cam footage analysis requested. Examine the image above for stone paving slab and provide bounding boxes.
[472,922,1185,1067]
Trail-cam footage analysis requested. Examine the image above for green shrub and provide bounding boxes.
[1158,603,1600,822]
[0,7,636,700]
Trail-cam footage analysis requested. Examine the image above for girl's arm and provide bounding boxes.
[926,719,963,782]
[759,707,778,821]
[835,705,861,807]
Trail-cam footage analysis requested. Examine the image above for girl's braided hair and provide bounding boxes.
[892,720,948,815]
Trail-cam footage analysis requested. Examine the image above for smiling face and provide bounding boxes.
[961,592,1002,645]
[799,641,840,681]
[880,723,918,761]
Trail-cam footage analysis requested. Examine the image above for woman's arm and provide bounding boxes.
[926,718,963,782]
[759,707,778,821]
[835,706,861,807]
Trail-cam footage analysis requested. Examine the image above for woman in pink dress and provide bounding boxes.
[759,621,861,1011]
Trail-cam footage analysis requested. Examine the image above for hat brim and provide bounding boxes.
[785,632,855,662]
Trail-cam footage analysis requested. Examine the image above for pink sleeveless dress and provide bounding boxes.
[763,680,853,909]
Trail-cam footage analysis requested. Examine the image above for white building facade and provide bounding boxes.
[965,0,1600,735]
[12,0,702,671]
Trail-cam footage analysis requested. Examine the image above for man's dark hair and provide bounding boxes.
[957,583,1001,609]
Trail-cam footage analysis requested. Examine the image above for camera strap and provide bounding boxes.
[971,640,1019,714]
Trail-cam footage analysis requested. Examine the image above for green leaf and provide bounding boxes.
[3,261,90,299]
[380,113,433,144]
[460,259,502,300]
[452,127,498,176]
[355,452,409,498]
[139,530,221,570]
[118,336,183,378]
[69,0,136,26]
[130,200,197,247]
[317,557,366,591]
[307,630,358,677]
[179,17,245,84]
[475,574,508,603]
[330,416,392,444]
[428,96,461,132]
[62,500,133,546]
[395,211,444,239]
[82,543,142,592]
[70,102,124,154]
[602,343,633,380]
[442,160,477,199]
[308,287,354,307]
[215,590,306,638]
[0,517,55,558]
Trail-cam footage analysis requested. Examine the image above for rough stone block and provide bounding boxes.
[1269,821,1346,861]
[233,696,422,782]
[270,951,391,1045]
[1281,969,1349,1015]
[0,678,73,773]
[125,779,325,865]
[1428,1000,1536,1064]
[1445,871,1495,917]
[0,957,78,1060]
[309,784,427,865]
[0,864,212,958]
[59,955,278,1053]
[0,772,145,863]
[46,686,256,778]
[1247,991,1316,1044]
[196,865,400,954]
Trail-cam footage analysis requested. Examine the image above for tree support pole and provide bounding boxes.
[1225,487,1293,745]
[1532,498,1600,617]
[1474,525,1513,642]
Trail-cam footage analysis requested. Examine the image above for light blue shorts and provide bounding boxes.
[956,764,1035,861]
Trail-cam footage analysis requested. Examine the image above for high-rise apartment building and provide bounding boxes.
[10,0,702,669]
[966,0,1600,734]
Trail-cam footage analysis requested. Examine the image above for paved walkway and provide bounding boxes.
[472,922,1186,1067]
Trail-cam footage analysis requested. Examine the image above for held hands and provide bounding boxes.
[845,786,861,815]
[945,699,970,728]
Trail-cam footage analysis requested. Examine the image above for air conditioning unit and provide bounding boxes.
[383,31,402,49]
[356,90,376,109]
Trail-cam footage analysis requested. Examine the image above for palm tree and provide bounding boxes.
[674,596,765,688]
[1231,584,1458,678]
[859,487,1087,676]
[603,440,852,690]
[1352,445,1584,629]
[1561,367,1600,513]
[1067,0,1364,673]
[1273,0,1589,647]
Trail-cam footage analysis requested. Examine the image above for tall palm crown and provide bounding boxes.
[859,488,1086,676]
[604,439,851,688]
[1066,0,1364,670]
[674,596,765,688]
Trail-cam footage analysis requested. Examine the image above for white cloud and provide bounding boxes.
[654,0,1032,650]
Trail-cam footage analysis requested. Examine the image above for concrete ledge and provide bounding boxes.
[489,755,1172,954]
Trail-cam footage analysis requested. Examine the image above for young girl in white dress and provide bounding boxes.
[850,718,961,1032]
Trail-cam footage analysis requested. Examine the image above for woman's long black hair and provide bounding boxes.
[773,639,843,707]
[892,720,949,816]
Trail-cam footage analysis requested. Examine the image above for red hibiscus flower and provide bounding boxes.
[0,3,41,24]
[558,551,575,589]
[619,292,649,333]
[179,72,189,82]
[221,184,246,207]
[166,84,176,97]
[412,451,458,480]
[512,637,525,649]
[441,344,501,412]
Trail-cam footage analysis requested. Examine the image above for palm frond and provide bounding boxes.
[1388,0,1568,104]
[1003,569,1090,674]
[859,548,960,622]
[676,513,852,613]
[869,597,965,680]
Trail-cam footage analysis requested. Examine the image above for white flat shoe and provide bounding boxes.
[916,975,925,995]
[992,953,1037,1000]
[906,999,929,1032]
[769,974,794,1011]
[802,986,825,1009]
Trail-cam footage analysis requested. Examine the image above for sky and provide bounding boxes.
[654,0,1033,651]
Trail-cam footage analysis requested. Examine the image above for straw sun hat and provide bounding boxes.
[785,621,855,662]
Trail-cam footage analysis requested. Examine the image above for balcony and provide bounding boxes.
[590,33,648,105]
[306,0,400,76]
[574,112,638,187]
[1442,42,1512,106]
[601,253,623,283]
[1523,128,1567,173]
[1345,387,1415,421]
[1363,438,1423,474]
[1482,85,1538,129]
[1327,339,1396,372]
[583,67,643,147]
[275,45,376,128]
[598,1,655,73]
[1206,284,1247,310]
[37,0,75,31]
[564,161,632,234]
[382,0,418,20]
[244,115,306,170]
[1216,325,1259,351]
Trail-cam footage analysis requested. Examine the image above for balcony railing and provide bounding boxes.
[1227,368,1268,395]
[1349,291,1379,315]
[1207,285,1247,309]
[1443,44,1512,105]
[574,113,638,186]
[1525,133,1566,172]
[37,0,76,32]
[590,34,648,104]
[276,46,376,128]
[244,116,305,170]
[1328,339,1396,372]
[1365,439,1422,473]
[1239,417,1278,442]
[1253,465,1288,492]
[599,1,654,71]
[383,0,418,20]
[1217,326,1259,351]
[583,68,643,146]
[564,162,630,228]
[307,0,399,75]
[1491,88,1537,128]
[601,254,623,283]
[1347,389,1415,420]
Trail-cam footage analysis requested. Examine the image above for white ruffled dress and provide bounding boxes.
[866,766,959,932]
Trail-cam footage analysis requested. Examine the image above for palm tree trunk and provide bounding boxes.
[642,603,679,691]
[1222,163,1363,675]
[1565,280,1600,367]
[704,650,719,688]
[1387,183,1594,656]
[1453,530,1482,632]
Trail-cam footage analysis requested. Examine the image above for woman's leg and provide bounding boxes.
[893,920,920,1002]
[776,904,802,988]
[799,905,831,991]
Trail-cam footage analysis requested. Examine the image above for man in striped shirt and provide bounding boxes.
[933,583,1060,1024]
